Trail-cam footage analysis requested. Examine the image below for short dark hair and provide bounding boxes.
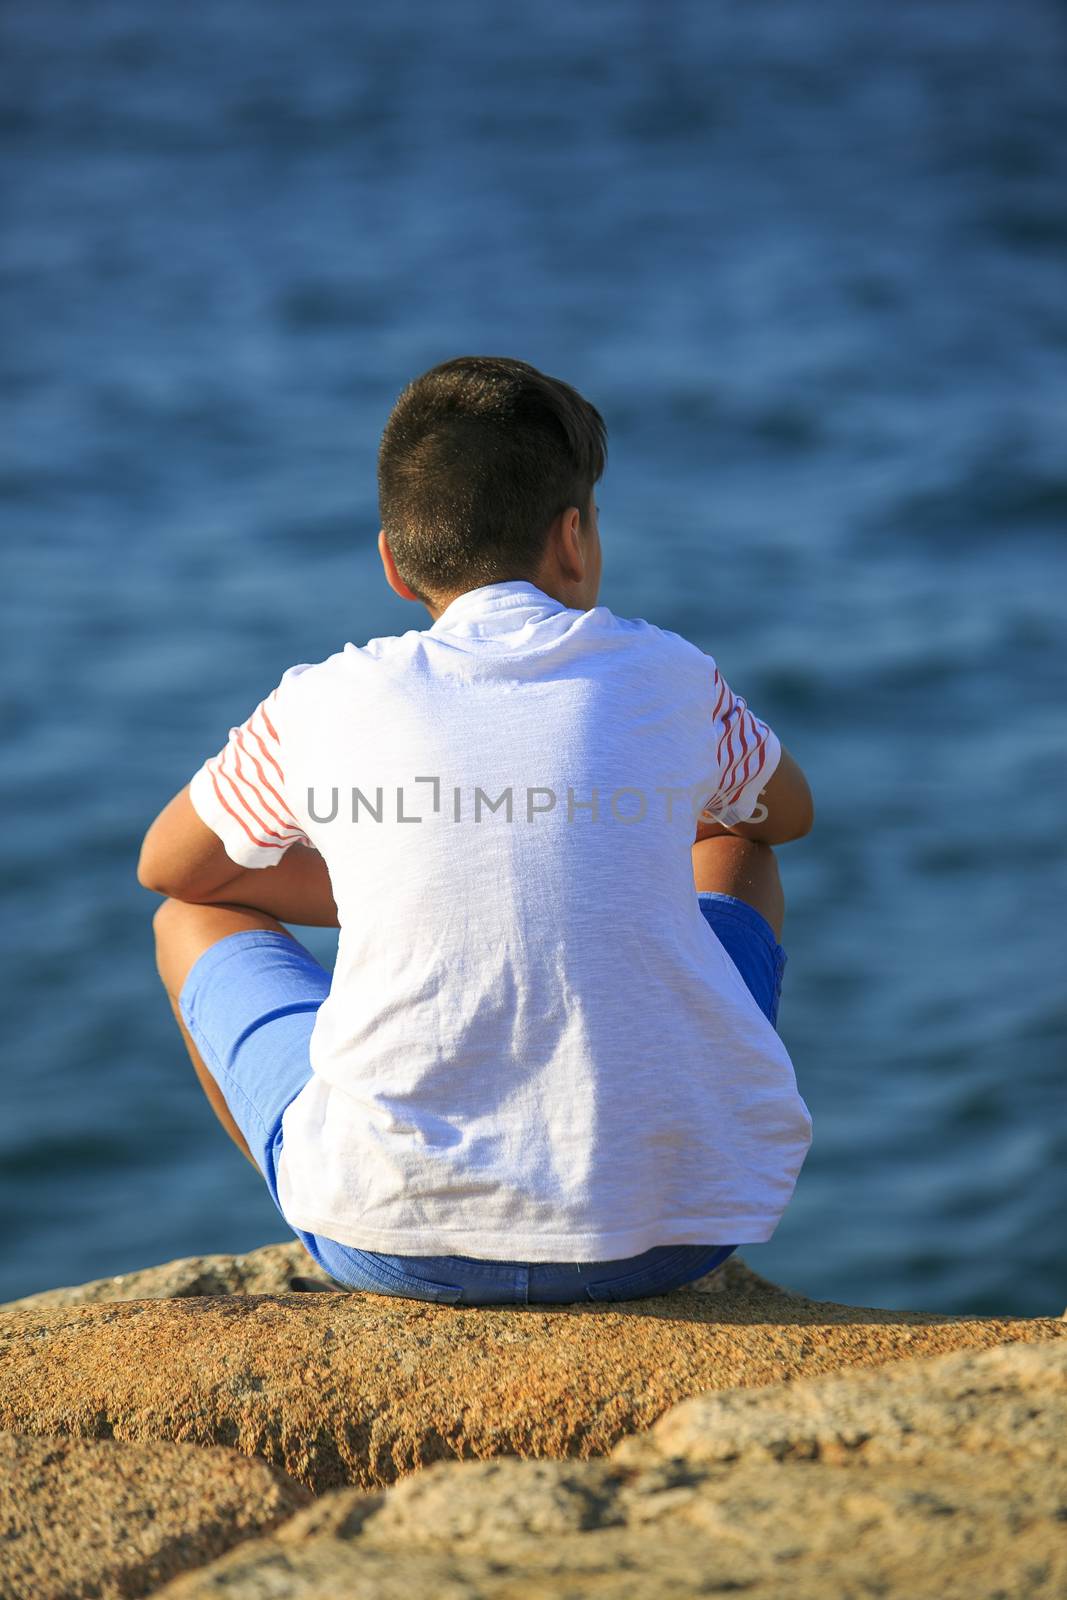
[377,356,607,603]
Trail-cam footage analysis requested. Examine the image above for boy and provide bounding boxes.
[138,355,814,1307]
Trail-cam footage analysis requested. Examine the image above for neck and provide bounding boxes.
[424,574,562,623]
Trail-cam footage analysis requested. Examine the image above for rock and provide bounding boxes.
[0,1252,1063,1494]
[149,1339,1067,1599]
[0,1239,753,1311]
[0,1430,310,1600]
[0,1240,341,1310]
[611,1331,1067,1471]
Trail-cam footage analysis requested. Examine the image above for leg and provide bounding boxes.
[691,833,785,942]
[152,897,296,1169]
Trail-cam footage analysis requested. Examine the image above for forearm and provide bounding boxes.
[695,813,776,845]
[188,845,339,927]
[139,785,338,926]
[694,816,735,843]
[695,745,814,846]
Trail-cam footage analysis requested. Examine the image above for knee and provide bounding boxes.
[741,837,785,903]
[753,839,783,886]
[692,833,786,942]
[738,836,781,868]
[151,896,203,990]
[754,843,786,941]
[152,895,189,945]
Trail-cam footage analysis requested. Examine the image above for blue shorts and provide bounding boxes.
[178,891,786,1305]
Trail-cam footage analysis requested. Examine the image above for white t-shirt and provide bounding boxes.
[189,580,812,1261]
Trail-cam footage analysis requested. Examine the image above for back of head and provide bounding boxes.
[377,355,607,605]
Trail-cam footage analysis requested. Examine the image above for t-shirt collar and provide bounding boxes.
[427,580,569,635]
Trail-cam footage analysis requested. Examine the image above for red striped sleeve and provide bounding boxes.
[188,671,312,868]
[720,705,765,796]
[207,764,278,851]
[259,703,281,744]
[247,708,286,783]
[725,730,770,804]
[216,747,304,847]
[717,698,752,784]
[701,665,780,824]
[233,733,302,834]
[214,751,300,845]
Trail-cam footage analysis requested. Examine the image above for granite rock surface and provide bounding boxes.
[1,1245,1063,1495]
[149,1338,1067,1599]
[0,1429,310,1600]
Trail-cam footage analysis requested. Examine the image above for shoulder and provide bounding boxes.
[271,627,431,705]
[583,604,717,676]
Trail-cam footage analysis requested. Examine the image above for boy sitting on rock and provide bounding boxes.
[138,355,814,1306]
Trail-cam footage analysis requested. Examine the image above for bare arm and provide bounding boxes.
[137,785,339,927]
[697,744,814,846]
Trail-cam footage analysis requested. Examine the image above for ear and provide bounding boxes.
[378,529,422,603]
[555,506,586,582]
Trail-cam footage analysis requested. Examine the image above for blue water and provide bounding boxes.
[3,1,1064,1315]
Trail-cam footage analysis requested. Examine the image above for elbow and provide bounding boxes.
[137,815,163,893]
[786,789,816,842]
[781,767,816,841]
[136,845,170,896]
[137,859,200,901]
[803,783,815,836]
[766,788,815,845]
[136,832,184,898]
[791,793,815,841]
[136,861,200,900]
